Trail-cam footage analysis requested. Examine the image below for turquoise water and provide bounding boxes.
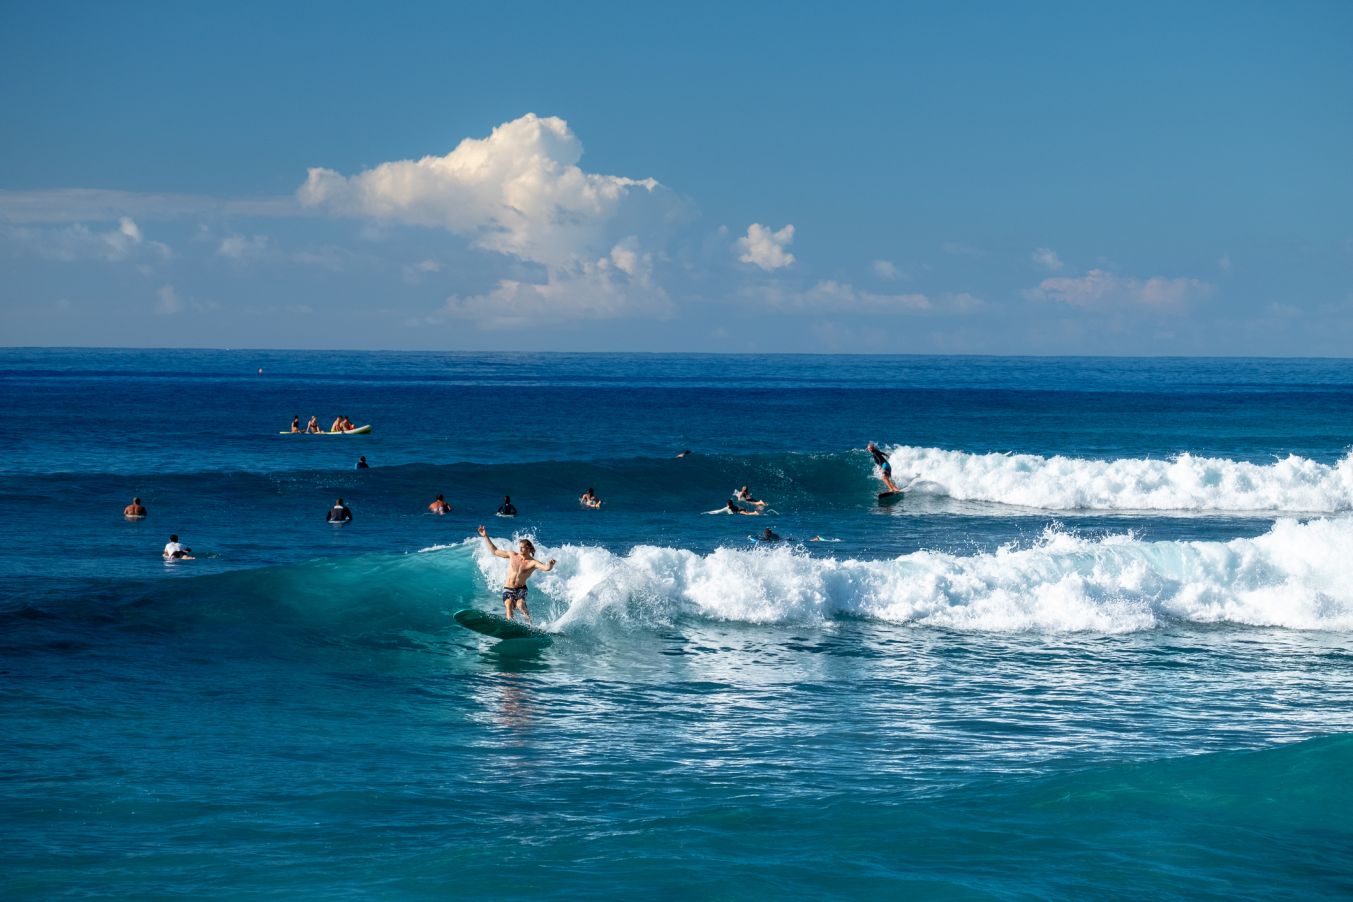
[3,350,1352,898]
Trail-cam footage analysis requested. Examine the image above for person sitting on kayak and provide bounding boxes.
[290,415,301,433]
[306,416,322,433]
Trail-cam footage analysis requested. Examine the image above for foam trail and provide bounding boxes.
[887,446,1353,513]
[472,519,1353,633]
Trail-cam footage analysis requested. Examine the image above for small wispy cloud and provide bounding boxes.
[4,216,171,263]
[1032,247,1064,272]
[872,259,905,281]
[1024,268,1212,311]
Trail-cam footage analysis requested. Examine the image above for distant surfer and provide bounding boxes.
[429,493,452,514]
[162,534,193,560]
[675,450,691,458]
[497,496,518,516]
[580,488,602,509]
[326,498,353,523]
[355,456,369,469]
[123,497,147,519]
[723,500,760,516]
[758,527,782,542]
[735,486,767,508]
[289,415,301,433]
[477,525,556,623]
[867,442,901,493]
[306,415,322,434]
[330,415,354,433]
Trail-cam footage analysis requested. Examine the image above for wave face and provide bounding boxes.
[463,516,1353,633]
[888,445,1353,513]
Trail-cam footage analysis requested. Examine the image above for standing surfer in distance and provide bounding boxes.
[326,498,353,523]
[867,442,901,493]
[477,525,556,623]
[123,497,147,519]
[497,496,518,516]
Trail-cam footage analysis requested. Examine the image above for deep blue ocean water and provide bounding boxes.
[3,349,1352,899]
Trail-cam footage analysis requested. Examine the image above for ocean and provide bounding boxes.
[3,349,1351,899]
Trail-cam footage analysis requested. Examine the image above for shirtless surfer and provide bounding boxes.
[123,497,147,519]
[478,525,556,623]
[867,442,901,493]
[724,499,760,516]
[580,488,602,509]
[429,493,452,514]
[306,416,322,434]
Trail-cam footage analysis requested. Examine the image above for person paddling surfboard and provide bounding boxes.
[478,525,556,624]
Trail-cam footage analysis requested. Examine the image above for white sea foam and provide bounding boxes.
[470,519,1353,633]
[886,446,1353,513]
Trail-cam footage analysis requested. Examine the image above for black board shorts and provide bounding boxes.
[502,585,528,603]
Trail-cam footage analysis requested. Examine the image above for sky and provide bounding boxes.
[2,1,1351,355]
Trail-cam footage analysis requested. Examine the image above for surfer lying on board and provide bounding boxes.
[478,525,556,623]
[326,498,353,523]
[724,500,761,515]
[124,497,147,518]
[867,442,901,493]
[580,488,602,508]
[429,494,452,514]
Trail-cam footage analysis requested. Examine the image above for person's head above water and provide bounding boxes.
[503,495,511,502]
[435,493,444,501]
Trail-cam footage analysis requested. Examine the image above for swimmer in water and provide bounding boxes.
[326,498,353,523]
[124,497,147,519]
[355,456,369,469]
[497,496,518,516]
[867,442,901,493]
[429,493,452,514]
[759,527,782,542]
[580,488,602,509]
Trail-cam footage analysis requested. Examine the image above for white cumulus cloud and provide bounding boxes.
[737,223,795,270]
[298,113,664,268]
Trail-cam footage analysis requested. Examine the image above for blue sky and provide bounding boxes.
[2,1,1350,354]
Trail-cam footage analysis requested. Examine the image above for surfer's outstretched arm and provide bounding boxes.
[477,525,511,558]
